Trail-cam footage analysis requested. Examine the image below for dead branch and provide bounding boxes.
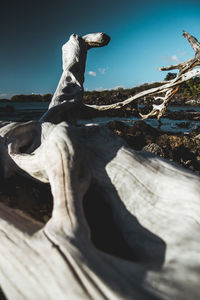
[86,31,200,121]
[85,67,200,110]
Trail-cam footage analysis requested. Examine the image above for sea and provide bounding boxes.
[0,102,200,133]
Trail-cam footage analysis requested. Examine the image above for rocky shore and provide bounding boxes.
[0,118,200,227]
[0,110,199,237]
[106,120,200,175]
[1,92,200,224]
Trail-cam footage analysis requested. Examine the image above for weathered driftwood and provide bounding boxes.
[86,31,200,120]
[48,33,110,109]
[0,32,200,300]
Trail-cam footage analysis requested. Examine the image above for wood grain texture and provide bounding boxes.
[0,32,200,300]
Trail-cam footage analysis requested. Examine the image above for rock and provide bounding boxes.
[106,120,160,150]
[142,143,165,157]
[106,120,200,174]
[185,99,199,106]
[176,122,190,129]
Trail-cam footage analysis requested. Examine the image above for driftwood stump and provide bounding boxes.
[0,32,200,300]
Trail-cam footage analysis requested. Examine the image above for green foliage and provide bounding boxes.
[179,76,200,97]
[83,82,164,105]
[9,77,200,104]
[164,72,177,81]
[42,94,52,102]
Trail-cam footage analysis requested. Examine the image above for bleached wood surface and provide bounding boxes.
[1,122,200,300]
[0,32,200,300]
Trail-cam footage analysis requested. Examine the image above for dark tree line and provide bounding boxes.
[4,74,200,104]
[10,94,52,102]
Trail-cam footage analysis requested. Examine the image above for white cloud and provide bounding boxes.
[0,93,8,98]
[93,85,125,92]
[178,51,188,56]
[170,55,179,62]
[88,71,96,77]
[162,54,180,63]
[113,85,124,90]
[98,68,106,75]
[94,87,105,91]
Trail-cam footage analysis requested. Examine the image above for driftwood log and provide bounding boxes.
[0,32,200,300]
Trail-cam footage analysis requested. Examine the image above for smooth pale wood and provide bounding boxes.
[1,31,200,300]
[0,204,155,300]
[46,33,110,110]
[1,122,200,300]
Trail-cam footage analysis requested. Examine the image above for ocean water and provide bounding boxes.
[78,116,200,133]
[0,102,200,133]
[0,102,49,111]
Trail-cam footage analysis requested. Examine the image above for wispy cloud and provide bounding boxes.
[88,71,96,77]
[161,54,180,63]
[98,68,106,75]
[170,55,180,62]
[94,87,105,91]
[178,51,188,56]
[88,68,108,77]
[93,85,125,92]
[0,93,8,98]
[113,85,124,90]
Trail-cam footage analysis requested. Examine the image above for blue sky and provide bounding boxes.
[1,0,200,98]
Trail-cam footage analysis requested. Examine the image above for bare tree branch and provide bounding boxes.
[182,31,200,56]
[86,31,200,120]
[85,67,200,111]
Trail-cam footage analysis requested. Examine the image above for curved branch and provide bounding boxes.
[84,68,200,111]
[182,31,200,56]
[84,31,200,121]
[158,58,198,72]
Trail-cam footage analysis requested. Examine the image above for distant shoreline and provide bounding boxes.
[1,76,200,107]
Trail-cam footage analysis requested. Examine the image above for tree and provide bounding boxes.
[164,72,177,81]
